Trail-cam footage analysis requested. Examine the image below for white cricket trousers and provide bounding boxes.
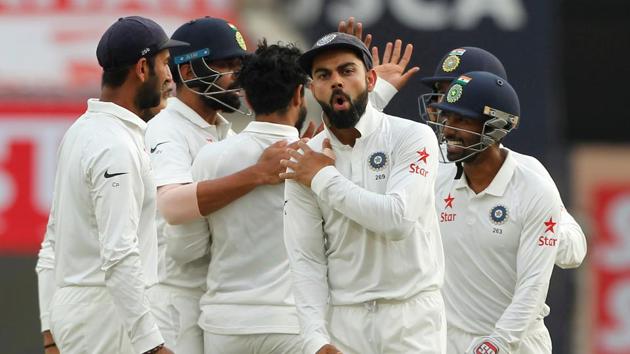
[329,289,446,354]
[49,286,134,354]
[446,319,552,354]
[204,332,302,354]
[147,283,204,354]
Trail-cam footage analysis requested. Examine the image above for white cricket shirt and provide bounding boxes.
[36,99,163,353]
[180,121,301,335]
[435,150,562,350]
[283,103,444,354]
[145,97,234,290]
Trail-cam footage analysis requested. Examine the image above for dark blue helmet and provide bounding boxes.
[421,47,507,89]
[169,17,249,114]
[429,71,520,163]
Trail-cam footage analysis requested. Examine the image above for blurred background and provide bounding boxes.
[1,0,629,353]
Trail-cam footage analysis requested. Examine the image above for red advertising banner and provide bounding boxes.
[592,185,630,354]
[0,102,81,254]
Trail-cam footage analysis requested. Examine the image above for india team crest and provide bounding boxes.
[489,205,509,225]
[442,55,460,72]
[446,84,463,103]
[228,23,247,50]
[368,152,388,171]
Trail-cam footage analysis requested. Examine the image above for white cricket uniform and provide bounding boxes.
[435,150,562,353]
[370,82,586,269]
[436,147,587,270]
[284,103,446,354]
[173,121,301,353]
[35,99,163,354]
[143,97,234,353]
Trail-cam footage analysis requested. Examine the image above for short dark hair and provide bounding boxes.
[101,55,156,88]
[237,40,307,116]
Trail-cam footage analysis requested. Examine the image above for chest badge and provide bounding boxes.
[490,205,509,225]
[368,152,388,171]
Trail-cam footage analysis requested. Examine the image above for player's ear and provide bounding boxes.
[366,68,377,92]
[132,57,150,82]
[292,84,305,108]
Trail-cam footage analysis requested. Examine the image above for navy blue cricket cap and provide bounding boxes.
[169,17,249,65]
[299,32,373,76]
[421,47,507,88]
[97,16,189,71]
[432,71,520,124]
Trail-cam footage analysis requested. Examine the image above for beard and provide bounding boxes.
[135,72,164,122]
[318,87,368,129]
[199,81,242,113]
[295,105,308,132]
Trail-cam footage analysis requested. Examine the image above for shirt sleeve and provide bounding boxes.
[490,188,562,351]
[88,143,163,353]
[555,208,587,269]
[310,123,438,241]
[162,145,220,265]
[284,179,331,354]
[165,217,211,265]
[369,77,398,112]
[36,208,57,332]
[145,124,193,187]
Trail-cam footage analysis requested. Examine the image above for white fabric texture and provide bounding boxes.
[37,99,163,353]
[284,103,444,354]
[435,150,562,352]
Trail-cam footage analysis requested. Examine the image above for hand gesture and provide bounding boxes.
[280,139,335,187]
[301,121,325,140]
[254,140,290,185]
[338,17,372,49]
[372,39,420,91]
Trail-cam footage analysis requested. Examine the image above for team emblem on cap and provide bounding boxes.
[446,84,463,103]
[442,55,460,72]
[368,152,388,171]
[316,33,337,47]
[490,205,509,225]
[235,31,247,50]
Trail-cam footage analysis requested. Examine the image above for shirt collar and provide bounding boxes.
[167,97,229,129]
[454,149,517,197]
[87,98,147,131]
[242,121,299,139]
[322,100,381,149]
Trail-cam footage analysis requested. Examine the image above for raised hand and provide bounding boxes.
[372,39,420,91]
[338,16,372,49]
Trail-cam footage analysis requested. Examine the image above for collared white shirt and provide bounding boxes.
[36,99,162,353]
[145,97,234,289]
[283,103,444,354]
[435,150,562,350]
[437,146,587,270]
[173,121,300,335]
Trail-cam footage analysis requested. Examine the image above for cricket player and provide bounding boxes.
[35,16,187,354]
[417,47,586,269]
[281,32,446,354]
[143,17,289,353]
[168,40,308,354]
[430,71,562,353]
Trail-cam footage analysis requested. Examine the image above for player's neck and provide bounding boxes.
[462,146,506,194]
[177,89,219,125]
[256,111,295,127]
[100,84,142,119]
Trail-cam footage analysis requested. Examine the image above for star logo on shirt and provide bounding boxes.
[416,147,430,164]
[444,193,454,208]
[544,217,556,233]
